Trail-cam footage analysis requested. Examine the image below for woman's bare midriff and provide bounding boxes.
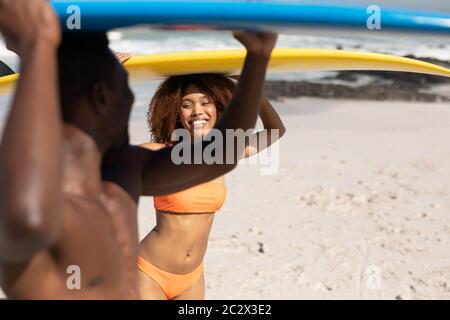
[139,210,215,274]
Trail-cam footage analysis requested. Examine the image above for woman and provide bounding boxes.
[118,35,285,300]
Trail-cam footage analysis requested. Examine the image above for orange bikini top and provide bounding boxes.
[153,142,227,213]
[153,178,227,213]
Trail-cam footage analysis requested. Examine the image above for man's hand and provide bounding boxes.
[233,31,278,58]
[0,0,60,56]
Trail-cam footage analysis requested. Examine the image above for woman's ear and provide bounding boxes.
[90,82,112,115]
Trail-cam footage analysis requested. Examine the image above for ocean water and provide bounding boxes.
[2,27,450,121]
[2,0,450,71]
[1,1,450,120]
[2,28,450,74]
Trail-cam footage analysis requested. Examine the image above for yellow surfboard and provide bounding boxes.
[2,48,450,95]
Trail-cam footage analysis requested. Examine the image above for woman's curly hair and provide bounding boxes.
[147,74,236,144]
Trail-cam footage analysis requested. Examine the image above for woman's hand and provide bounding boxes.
[233,31,278,58]
[0,0,61,57]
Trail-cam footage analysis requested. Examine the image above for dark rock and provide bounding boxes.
[263,56,450,102]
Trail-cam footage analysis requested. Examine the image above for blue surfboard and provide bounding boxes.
[50,1,450,34]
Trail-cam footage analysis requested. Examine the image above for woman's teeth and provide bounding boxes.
[191,120,207,129]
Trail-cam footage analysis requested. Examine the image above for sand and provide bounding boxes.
[1,97,450,299]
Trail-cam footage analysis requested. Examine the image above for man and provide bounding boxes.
[0,0,277,299]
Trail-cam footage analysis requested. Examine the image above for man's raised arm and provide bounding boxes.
[0,0,63,262]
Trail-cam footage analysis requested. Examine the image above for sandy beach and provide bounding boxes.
[196,97,450,300]
[199,97,450,299]
[1,93,450,299]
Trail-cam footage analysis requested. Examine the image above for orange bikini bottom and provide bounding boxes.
[137,256,204,300]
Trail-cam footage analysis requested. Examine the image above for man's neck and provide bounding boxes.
[62,124,104,200]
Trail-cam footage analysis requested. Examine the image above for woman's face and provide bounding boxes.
[179,85,218,138]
